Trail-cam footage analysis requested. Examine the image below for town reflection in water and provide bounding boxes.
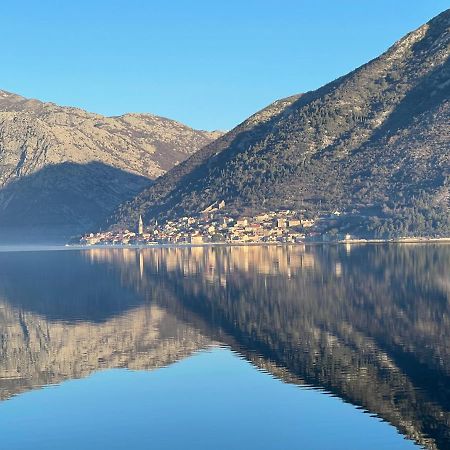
[0,244,449,449]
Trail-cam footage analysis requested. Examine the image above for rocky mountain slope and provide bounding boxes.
[112,9,450,238]
[0,90,221,242]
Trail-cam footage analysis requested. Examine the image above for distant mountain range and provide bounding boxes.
[0,91,221,242]
[111,9,449,238]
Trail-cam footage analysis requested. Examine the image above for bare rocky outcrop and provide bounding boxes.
[0,90,220,184]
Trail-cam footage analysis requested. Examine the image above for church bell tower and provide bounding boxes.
[138,214,144,235]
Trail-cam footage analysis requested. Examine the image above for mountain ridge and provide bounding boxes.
[0,89,222,183]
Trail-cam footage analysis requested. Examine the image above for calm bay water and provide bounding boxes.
[0,244,448,449]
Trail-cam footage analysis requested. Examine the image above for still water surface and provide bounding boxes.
[0,244,448,449]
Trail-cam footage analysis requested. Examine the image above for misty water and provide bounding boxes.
[0,244,448,450]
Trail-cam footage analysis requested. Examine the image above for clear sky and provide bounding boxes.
[1,1,448,130]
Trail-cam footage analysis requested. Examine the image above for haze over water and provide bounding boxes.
[0,244,448,449]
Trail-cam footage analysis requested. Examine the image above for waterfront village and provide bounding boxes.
[79,200,357,246]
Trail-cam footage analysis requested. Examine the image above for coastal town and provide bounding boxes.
[79,201,354,246]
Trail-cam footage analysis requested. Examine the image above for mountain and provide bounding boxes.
[0,90,221,242]
[111,10,450,238]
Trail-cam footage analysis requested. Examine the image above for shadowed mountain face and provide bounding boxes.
[0,245,448,449]
[111,10,450,238]
[0,162,150,243]
[0,90,222,242]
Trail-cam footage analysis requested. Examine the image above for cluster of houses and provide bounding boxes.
[80,202,352,246]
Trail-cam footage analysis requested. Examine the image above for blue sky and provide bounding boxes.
[1,1,448,130]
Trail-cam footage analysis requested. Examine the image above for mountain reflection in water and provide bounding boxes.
[0,244,448,449]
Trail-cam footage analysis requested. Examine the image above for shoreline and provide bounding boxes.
[1,238,450,253]
[0,238,450,253]
[72,236,450,248]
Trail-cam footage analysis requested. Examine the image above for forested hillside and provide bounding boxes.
[110,10,449,238]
